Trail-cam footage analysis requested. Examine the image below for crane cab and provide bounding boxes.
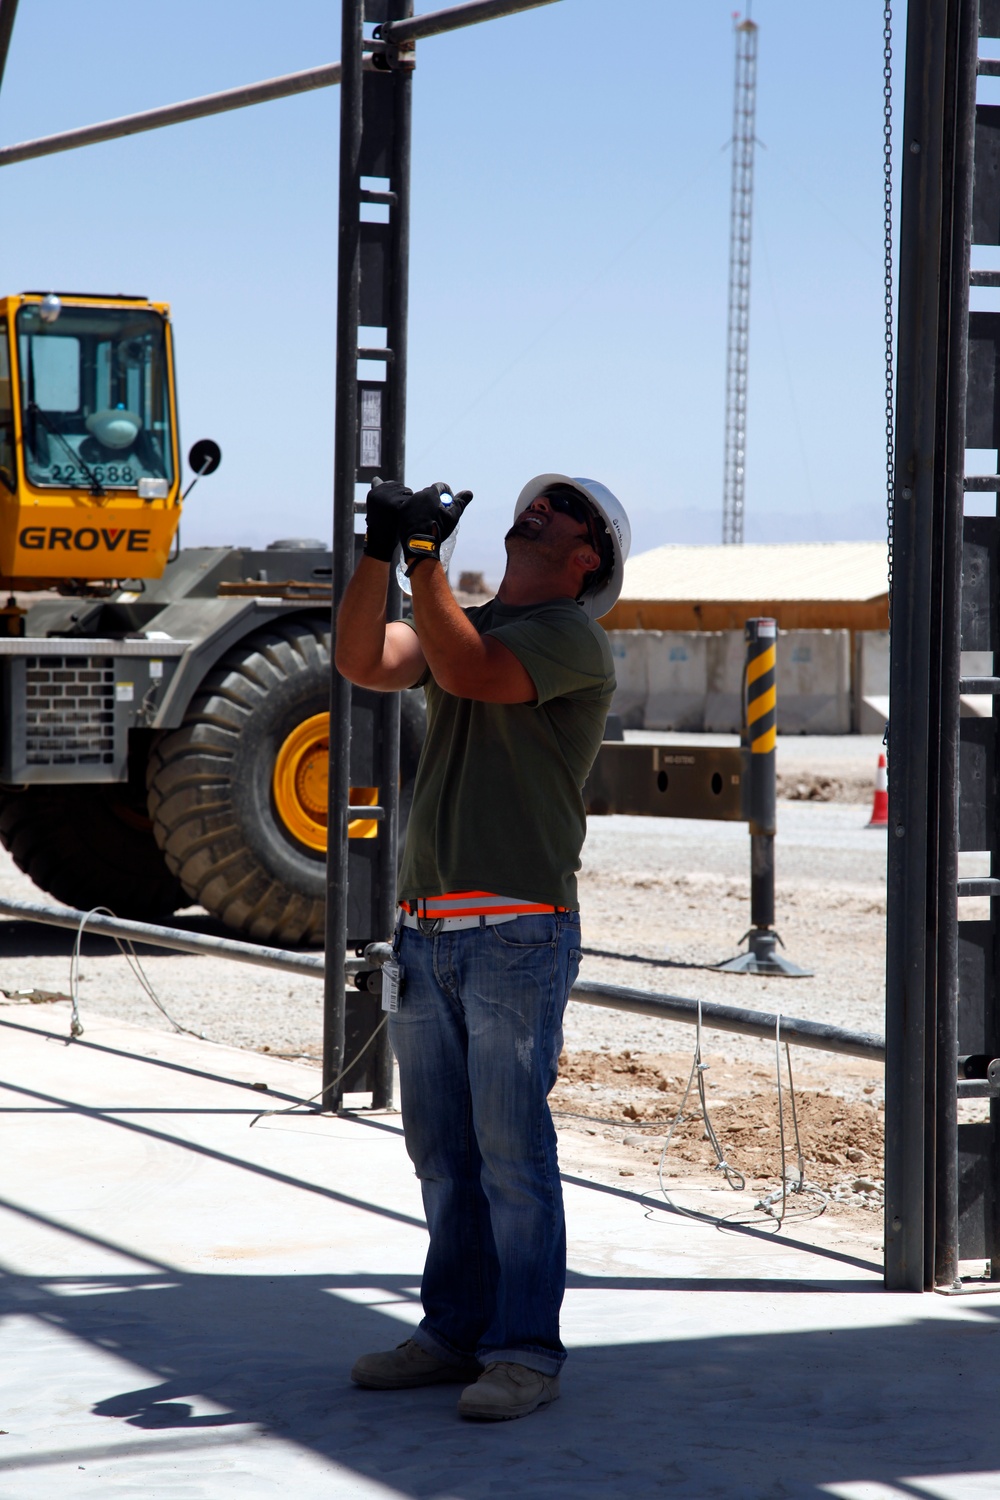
[0,292,181,588]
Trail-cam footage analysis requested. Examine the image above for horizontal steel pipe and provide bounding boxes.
[0,896,327,979]
[569,978,885,1062]
[382,0,560,42]
[0,893,884,1061]
[0,59,354,169]
[0,2,562,170]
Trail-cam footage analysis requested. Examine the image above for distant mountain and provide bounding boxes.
[626,503,888,551]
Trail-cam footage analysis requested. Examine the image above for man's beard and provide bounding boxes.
[504,519,565,568]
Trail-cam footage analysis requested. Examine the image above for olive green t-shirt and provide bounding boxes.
[397,596,616,911]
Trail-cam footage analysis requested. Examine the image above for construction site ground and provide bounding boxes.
[0,732,898,1220]
[3,732,999,1493]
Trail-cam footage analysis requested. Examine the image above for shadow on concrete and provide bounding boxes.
[0,1195,998,1498]
[582,945,722,975]
[0,1014,317,1108]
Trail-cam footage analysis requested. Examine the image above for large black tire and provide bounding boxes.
[146,618,425,947]
[0,782,184,919]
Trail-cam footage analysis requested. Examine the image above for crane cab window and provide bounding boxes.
[0,322,14,492]
[16,303,174,492]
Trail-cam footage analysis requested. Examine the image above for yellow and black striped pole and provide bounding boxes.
[717,617,811,976]
[744,616,777,841]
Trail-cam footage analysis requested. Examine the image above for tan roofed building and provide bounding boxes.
[602,541,889,632]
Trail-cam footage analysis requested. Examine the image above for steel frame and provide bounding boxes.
[886,0,978,1291]
[3,0,997,1294]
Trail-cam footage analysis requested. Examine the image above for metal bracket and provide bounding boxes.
[371,26,416,71]
[957,1056,1000,1097]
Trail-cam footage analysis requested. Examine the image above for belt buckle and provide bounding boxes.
[417,915,443,935]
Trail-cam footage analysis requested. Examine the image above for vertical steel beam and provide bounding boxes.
[936,0,978,1292]
[324,0,366,1113]
[369,0,414,1108]
[0,0,20,95]
[885,0,977,1291]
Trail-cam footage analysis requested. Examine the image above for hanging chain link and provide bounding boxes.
[883,1,895,624]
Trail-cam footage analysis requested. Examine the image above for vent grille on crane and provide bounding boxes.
[24,655,116,766]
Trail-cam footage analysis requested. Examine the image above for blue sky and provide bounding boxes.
[0,1,896,582]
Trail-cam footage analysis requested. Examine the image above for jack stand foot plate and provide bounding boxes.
[713,928,813,978]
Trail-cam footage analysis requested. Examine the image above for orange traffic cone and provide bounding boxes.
[867,752,889,828]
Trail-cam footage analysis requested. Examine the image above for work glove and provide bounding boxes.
[364,479,412,562]
[399,484,473,575]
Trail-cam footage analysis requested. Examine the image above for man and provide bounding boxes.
[335,472,630,1421]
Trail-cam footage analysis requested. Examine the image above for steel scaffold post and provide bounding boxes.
[885,0,977,1292]
[370,0,415,1109]
[0,0,21,96]
[325,0,365,1114]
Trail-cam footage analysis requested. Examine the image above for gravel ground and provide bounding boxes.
[0,791,886,1062]
[0,734,892,1225]
[569,797,887,1059]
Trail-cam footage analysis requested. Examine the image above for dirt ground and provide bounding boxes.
[0,733,904,1245]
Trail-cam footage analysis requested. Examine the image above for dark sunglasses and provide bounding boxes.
[543,490,612,579]
[545,490,601,548]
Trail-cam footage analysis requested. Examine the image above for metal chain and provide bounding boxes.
[883,1,895,624]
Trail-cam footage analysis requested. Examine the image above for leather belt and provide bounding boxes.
[399,910,518,935]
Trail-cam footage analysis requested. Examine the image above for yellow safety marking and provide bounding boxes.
[747,684,776,723]
[751,724,777,755]
[746,645,776,686]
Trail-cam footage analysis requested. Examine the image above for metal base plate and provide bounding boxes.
[934,1278,1000,1296]
[713,950,814,978]
[713,928,813,978]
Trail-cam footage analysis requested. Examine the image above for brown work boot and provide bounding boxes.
[351,1339,480,1390]
[457,1361,560,1420]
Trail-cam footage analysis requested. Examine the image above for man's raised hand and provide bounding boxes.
[363,479,413,562]
[400,485,474,575]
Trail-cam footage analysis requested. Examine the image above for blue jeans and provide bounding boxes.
[388,911,582,1377]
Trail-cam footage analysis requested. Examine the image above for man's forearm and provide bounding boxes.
[409,561,535,703]
[335,555,391,682]
[409,561,486,679]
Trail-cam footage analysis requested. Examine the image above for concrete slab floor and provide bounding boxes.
[1,1003,998,1500]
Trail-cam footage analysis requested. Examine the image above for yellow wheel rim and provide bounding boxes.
[272,713,379,849]
[273,714,329,852]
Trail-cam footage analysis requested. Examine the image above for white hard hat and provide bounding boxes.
[514,473,631,620]
[86,408,142,450]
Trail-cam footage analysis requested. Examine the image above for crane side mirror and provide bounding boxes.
[182,439,222,501]
[188,439,221,477]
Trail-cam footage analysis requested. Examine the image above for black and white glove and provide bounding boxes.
[399,484,473,575]
[363,479,412,562]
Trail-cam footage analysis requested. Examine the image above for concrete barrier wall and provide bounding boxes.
[703,632,745,733]
[777,630,852,734]
[608,628,854,734]
[606,632,648,728]
[645,632,710,730]
[854,630,889,733]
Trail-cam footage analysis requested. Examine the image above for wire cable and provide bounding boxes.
[249,1014,389,1127]
[655,1001,746,1195]
[633,1006,827,1233]
[68,905,204,1042]
[725,1012,826,1228]
[63,905,391,1121]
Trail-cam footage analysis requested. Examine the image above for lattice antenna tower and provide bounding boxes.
[722,15,759,546]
